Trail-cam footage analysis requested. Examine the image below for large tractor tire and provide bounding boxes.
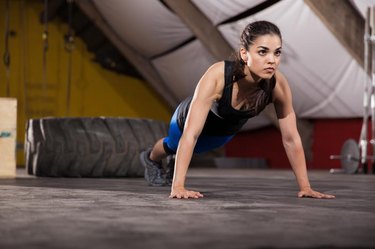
[25,117,168,177]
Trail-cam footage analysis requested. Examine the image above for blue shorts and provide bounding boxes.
[163,105,234,154]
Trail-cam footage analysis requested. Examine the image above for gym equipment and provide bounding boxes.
[370,6,375,174]
[330,139,361,174]
[0,98,17,178]
[25,117,168,177]
[330,7,375,174]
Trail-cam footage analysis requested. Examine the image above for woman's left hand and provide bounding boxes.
[298,188,335,199]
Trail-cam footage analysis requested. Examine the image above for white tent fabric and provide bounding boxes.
[152,40,216,101]
[92,0,193,58]
[91,0,370,129]
[352,0,375,17]
[192,0,265,25]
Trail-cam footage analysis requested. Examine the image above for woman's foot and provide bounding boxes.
[140,148,165,186]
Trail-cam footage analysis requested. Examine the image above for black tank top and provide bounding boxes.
[176,60,276,136]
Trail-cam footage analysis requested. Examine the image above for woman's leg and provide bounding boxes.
[150,138,168,163]
[140,103,181,186]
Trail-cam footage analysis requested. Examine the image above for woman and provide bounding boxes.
[140,20,335,200]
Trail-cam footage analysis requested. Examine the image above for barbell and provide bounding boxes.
[329,139,375,174]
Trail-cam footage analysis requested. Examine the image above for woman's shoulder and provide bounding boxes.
[273,70,292,102]
[274,70,290,90]
[201,61,225,85]
[206,61,225,76]
[275,70,287,83]
[195,61,226,100]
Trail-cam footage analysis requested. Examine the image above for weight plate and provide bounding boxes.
[341,139,360,174]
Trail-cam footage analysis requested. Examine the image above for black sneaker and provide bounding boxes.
[140,148,165,187]
[165,156,175,186]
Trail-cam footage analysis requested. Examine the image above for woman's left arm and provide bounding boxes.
[273,71,335,199]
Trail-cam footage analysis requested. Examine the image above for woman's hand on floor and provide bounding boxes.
[170,187,203,199]
[298,187,335,199]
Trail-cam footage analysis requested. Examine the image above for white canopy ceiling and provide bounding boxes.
[92,0,372,129]
[192,0,265,25]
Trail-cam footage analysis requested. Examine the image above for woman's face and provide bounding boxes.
[241,34,282,80]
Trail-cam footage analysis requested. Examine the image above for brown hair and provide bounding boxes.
[232,20,282,81]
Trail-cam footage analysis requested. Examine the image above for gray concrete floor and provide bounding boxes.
[0,168,374,249]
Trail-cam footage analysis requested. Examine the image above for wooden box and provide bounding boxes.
[0,98,17,178]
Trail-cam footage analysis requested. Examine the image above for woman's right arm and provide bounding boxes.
[170,62,224,199]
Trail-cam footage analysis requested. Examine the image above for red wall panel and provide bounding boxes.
[311,119,362,169]
[225,118,363,170]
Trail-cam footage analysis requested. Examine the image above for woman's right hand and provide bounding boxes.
[169,187,204,199]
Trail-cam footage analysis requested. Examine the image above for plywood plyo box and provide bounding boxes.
[0,98,17,178]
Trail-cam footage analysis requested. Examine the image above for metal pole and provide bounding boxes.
[370,7,375,174]
[360,7,371,174]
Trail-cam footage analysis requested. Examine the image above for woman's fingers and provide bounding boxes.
[298,189,335,199]
[169,190,203,199]
[322,193,335,199]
